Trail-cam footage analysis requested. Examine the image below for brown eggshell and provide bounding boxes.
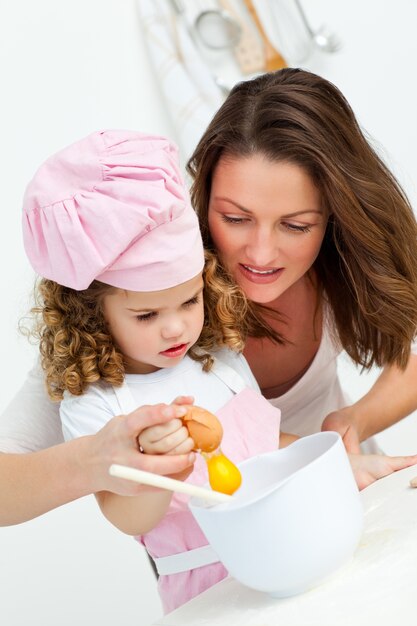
[183,405,223,452]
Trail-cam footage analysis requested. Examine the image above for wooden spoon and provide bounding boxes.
[109,464,232,504]
[219,0,264,74]
[242,0,287,71]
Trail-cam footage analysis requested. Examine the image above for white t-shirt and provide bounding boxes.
[60,350,258,441]
[1,330,416,453]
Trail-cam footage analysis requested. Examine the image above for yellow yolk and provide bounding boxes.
[204,450,242,495]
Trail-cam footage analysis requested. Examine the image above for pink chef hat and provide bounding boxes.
[22,130,204,291]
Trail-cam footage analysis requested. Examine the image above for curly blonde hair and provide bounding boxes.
[27,251,248,400]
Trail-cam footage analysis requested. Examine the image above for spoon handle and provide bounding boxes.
[219,0,264,74]
[242,0,287,71]
[109,464,232,504]
[293,0,316,38]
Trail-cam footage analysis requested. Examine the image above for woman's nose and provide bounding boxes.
[246,229,278,266]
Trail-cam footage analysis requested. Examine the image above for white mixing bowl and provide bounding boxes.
[189,432,363,597]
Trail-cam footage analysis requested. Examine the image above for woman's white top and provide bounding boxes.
[1,324,416,453]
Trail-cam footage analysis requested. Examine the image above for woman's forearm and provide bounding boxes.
[349,354,417,441]
[0,437,95,525]
[0,405,195,527]
[322,354,417,452]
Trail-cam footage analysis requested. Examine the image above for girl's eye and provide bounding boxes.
[136,312,157,322]
[221,215,248,225]
[283,223,312,233]
[183,295,199,308]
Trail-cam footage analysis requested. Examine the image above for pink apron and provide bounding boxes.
[113,356,281,613]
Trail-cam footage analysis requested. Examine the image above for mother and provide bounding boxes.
[1,69,417,525]
[188,68,417,455]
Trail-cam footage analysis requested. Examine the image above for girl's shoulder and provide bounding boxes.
[60,380,119,440]
[62,379,115,407]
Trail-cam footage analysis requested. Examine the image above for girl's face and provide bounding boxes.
[208,155,328,305]
[102,273,204,374]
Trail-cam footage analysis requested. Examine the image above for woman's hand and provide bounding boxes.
[87,402,196,495]
[0,401,198,526]
[348,452,417,490]
[321,408,361,454]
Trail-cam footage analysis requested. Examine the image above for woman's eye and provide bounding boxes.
[221,215,248,225]
[136,312,157,322]
[183,295,199,308]
[283,223,312,233]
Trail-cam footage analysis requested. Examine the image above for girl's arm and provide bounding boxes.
[322,353,417,452]
[96,485,174,536]
[0,405,195,526]
[96,463,195,538]
[96,405,196,535]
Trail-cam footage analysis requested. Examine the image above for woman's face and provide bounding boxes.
[208,154,328,304]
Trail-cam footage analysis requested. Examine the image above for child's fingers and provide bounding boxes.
[167,436,195,456]
[143,426,191,455]
[142,418,184,444]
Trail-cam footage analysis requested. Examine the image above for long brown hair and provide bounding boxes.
[28,251,247,400]
[187,68,417,369]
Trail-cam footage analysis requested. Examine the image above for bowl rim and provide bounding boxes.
[189,431,346,512]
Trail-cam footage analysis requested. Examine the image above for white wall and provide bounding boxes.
[0,1,416,625]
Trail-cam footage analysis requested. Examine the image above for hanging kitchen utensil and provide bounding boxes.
[194,5,242,50]
[293,0,341,53]
[242,0,287,71]
[219,0,265,74]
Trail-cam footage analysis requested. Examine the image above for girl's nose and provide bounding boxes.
[161,316,185,340]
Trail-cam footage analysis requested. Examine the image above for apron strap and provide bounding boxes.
[154,544,220,576]
[112,382,138,415]
[210,356,247,394]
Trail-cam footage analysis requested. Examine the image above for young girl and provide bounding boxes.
[23,129,417,613]
[23,130,283,612]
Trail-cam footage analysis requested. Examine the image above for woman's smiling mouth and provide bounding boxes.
[239,263,283,284]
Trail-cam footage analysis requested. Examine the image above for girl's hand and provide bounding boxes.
[348,453,417,490]
[138,395,195,456]
[138,418,195,456]
[137,397,196,482]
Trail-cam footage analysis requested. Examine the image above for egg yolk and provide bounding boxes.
[203,449,242,495]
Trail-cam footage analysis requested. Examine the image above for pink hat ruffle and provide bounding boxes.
[23,130,204,291]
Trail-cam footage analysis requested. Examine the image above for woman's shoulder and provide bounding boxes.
[0,359,63,452]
